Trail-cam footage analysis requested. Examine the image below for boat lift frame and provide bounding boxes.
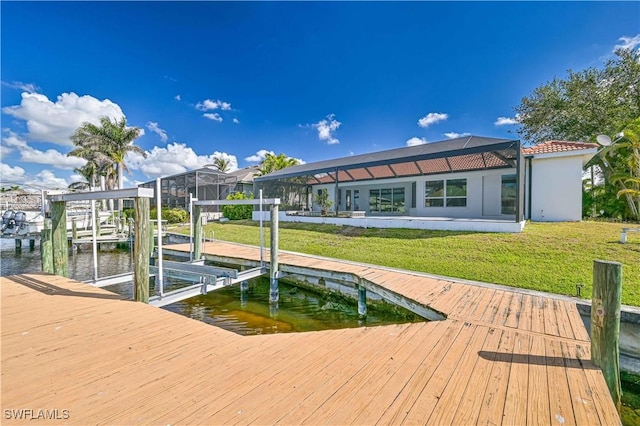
[42,183,282,308]
[184,194,282,302]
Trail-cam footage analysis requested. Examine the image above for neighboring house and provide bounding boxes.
[226,166,259,197]
[253,136,597,232]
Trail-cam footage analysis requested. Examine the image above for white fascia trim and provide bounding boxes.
[525,148,598,160]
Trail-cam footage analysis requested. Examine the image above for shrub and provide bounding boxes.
[150,207,189,224]
[222,192,254,220]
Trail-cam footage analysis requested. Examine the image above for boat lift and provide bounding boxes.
[148,190,281,307]
[41,179,281,308]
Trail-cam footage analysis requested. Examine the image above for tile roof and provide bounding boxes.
[522,140,598,156]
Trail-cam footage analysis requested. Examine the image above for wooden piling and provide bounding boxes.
[269,204,279,302]
[51,201,68,277]
[71,218,78,241]
[94,208,101,236]
[149,219,155,260]
[29,239,35,250]
[40,222,53,274]
[193,205,202,260]
[14,239,21,251]
[591,260,622,410]
[134,197,150,303]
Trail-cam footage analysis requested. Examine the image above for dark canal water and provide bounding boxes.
[1,239,423,335]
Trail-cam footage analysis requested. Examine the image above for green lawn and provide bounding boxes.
[172,220,640,306]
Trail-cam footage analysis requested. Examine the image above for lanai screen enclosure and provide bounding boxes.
[140,168,238,215]
[254,136,525,223]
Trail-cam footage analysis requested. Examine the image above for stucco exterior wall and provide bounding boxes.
[310,168,518,220]
[528,155,584,222]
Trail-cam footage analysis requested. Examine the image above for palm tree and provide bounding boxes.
[211,156,231,172]
[609,118,640,220]
[256,153,300,176]
[69,116,145,209]
[588,117,640,220]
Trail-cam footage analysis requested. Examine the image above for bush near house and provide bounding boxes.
[222,192,254,220]
[150,207,188,224]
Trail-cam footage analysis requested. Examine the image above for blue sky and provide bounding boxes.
[1,1,639,191]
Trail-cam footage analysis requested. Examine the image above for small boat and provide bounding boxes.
[0,209,113,237]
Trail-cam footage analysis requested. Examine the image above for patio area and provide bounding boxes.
[254,210,527,232]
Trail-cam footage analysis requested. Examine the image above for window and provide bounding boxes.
[446,179,467,207]
[501,174,517,215]
[425,180,444,207]
[425,179,467,207]
[369,188,405,213]
[346,190,352,211]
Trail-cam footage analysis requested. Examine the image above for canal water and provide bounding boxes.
[0,239,423,334]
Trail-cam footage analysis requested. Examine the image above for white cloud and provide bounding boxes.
[1,130,86,170]
[127,142,238,179]
[233,118,240,124]
[1,80,39,93]
[146,121,168,142]
[175,95,181,101]
[203,113,223,122]
[243,149,304,165]
[31,170,69,190]
[0,163,69,190]
[418,112,448,128]
[196,99,232,111]
[494,115,520,126]
[406,137,428,146]
[245,149,275,163]
[444,132,471,139]
[0,163,26,184]
[614,34,640,52]
[312,114,341,145]
[2,92,125,146]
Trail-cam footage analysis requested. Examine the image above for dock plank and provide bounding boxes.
[0,240,620,425]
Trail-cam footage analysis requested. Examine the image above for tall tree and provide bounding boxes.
[515,48,640,220]
[256,153,300,176]
[589,117,640,220]
[515,48,640,144]
[69,116,145,209]
[211,156,231,173]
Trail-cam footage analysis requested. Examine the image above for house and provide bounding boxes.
[226,165,259,197]
[253,136,597,233]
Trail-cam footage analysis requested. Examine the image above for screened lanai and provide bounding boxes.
[140,168,238,215]
[254,136,525,225]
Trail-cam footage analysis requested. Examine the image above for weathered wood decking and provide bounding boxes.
[1,241,621,425]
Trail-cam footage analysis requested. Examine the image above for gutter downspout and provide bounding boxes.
[527,157,533,220]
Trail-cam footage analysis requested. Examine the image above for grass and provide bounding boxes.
[622,372,640,426]
[172,220,640,307]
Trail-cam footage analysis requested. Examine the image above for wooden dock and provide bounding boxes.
[1,241,621,425]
